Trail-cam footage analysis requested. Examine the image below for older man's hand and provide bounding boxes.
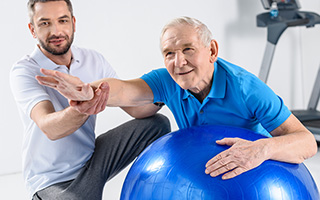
[205,138,268,179]
[69,82,110,115]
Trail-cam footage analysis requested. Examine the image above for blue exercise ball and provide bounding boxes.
[120,125,319,200]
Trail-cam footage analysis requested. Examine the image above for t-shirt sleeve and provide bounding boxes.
[10,63,51,118]
[242,75,291,133]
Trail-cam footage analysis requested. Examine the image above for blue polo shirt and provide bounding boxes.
[141,57,291,137]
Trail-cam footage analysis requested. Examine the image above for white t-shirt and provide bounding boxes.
[10,45,118,198]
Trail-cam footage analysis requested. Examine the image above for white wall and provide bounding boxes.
[1,0,319,198]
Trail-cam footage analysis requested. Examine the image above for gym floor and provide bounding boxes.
[0,146,319,199]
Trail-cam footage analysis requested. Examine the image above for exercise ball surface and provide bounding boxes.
[120,125,319,200]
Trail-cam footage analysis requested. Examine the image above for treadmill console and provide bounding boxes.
[261,0,301,10]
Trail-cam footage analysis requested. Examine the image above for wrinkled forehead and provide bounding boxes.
[161,25,200,52]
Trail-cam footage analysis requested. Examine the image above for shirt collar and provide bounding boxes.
[30,45,80,70]
[208,59,226,99]
[182,58,226,100]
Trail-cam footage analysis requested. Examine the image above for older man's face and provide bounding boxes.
[161,25,217,94]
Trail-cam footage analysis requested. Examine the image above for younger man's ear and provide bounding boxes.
[28,23,37,39]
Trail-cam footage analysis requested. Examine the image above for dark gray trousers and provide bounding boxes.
[33,114,171,200]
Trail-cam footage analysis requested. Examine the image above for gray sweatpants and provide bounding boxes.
[33,114,171,200]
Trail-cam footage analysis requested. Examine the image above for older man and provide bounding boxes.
[37,16,318,181]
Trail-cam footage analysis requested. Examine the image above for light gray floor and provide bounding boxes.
[1,147,319,200]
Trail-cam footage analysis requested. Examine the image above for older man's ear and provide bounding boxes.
[209,39,219,63]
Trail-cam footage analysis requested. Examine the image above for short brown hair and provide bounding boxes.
[27,0,74,23]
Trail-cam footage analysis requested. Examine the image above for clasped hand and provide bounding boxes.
[36,68,109,115]
[205,137,267,180]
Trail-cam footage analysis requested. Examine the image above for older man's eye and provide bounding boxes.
[183,48,194,55]
[166,52,174,57]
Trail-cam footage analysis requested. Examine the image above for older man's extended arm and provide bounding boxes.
[87,77,159,118]
[36,68,157,118]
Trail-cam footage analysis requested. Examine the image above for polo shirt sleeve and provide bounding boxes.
[10,61,51,118]
[242,75,292,133]
[102,59,118,79]
[93,50,118,79]
[140,68,171,103]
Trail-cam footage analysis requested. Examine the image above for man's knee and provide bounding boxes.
[147,113,171,133]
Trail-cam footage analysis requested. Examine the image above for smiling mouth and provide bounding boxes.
[176,69,194,75]
[49,39,65,45]
[48,36,67,45]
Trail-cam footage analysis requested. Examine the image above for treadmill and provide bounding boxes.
[257,0,320,142]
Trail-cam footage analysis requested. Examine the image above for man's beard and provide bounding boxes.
[39,33,74,56]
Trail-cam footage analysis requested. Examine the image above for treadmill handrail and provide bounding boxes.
[308,67,320,110]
